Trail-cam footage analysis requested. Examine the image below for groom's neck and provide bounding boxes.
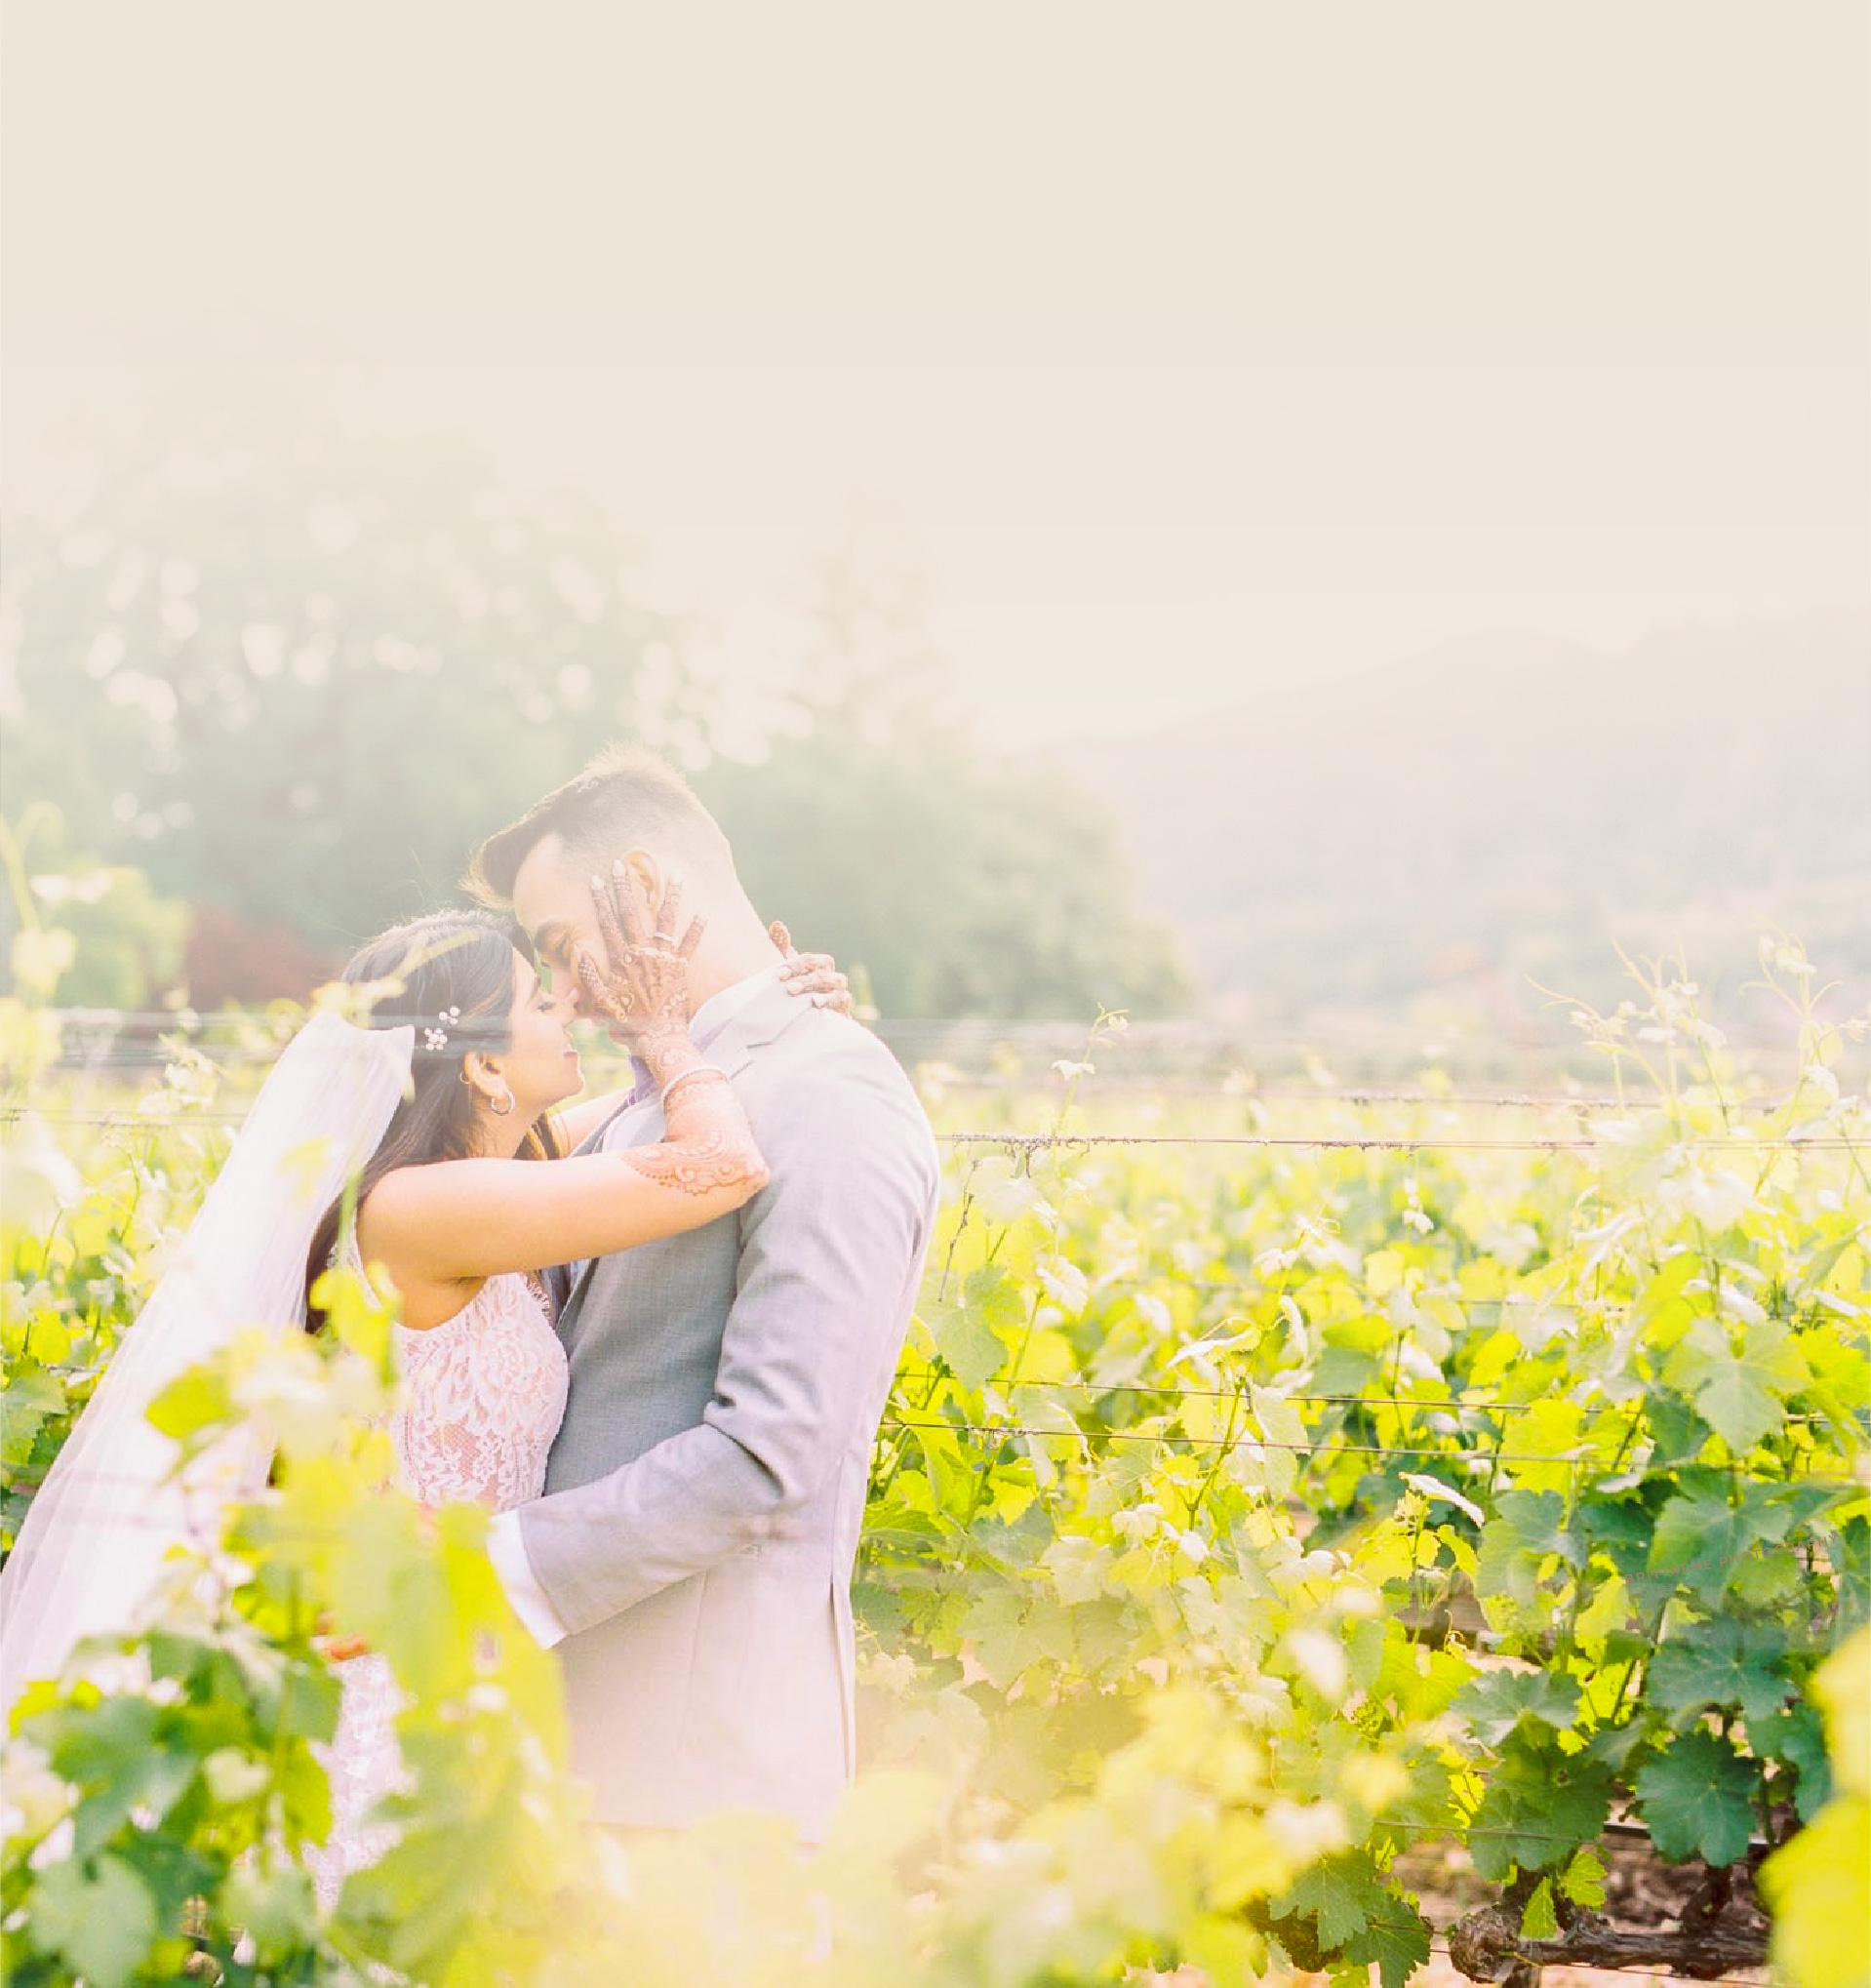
[685,910,782,1014]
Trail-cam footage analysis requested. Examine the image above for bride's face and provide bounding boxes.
[495,947,583,1114]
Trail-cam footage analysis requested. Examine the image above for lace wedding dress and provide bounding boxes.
[305,1265,569,1907]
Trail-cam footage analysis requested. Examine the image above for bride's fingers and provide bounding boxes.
[676,911,708,961]
[576,946,627,1019]
[617,860,661,949]
[767,918,794,956]
[653,871,685,946]
[589,871,632,969]
[779,959,851,1008]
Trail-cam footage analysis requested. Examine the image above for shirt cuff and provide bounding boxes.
[486,1509,568,1650]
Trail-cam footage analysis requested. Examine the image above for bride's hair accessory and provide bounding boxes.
[422,1005,463,1053]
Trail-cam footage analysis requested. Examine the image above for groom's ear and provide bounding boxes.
[612,846,661,906]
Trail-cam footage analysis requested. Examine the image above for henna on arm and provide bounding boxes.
[616,1032,769,1199]
[576,864,768,1198]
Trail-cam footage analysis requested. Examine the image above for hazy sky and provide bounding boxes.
[6,2,1866,746]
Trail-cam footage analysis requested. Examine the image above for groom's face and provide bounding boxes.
[510,834,616,1019]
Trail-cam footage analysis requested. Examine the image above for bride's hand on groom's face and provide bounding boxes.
[575,861,705,1042]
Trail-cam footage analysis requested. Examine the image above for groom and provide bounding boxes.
[464,745,939,1842]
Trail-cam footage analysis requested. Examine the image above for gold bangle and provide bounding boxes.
[659,1064,727,1107]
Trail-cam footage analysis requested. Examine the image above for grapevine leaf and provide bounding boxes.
[1634,1729,1759,1865]
[926,1294,1006,1393]
[1582,1718,1651,1772]
[29,1689,158,1785]
[1558,1845,1609,1909]
[276,1656,343,1744]
[1271,1850,1388,1947]
[1474,1490,1581,1608]
[1662,1315,1810,1453]
[1402,1471,1485,1525]
[0,1362,64,1466]
[1343,1886,1433,1988]
[1467,1735,1613,1881]
[220,1862,318,1958]
[959,1588,1039,1690]
[1451,1668,1581,1746]
[72,1740,198,1862]
[1649,1486,1759,1605]
[145,1362,235,1443]
[28,1852,157,1988]
[1519,1876,1559,1939]
[1758,1702,1833,1822]
[1646,1620,1791,1729]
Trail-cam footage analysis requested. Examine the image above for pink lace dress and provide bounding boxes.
[307,1269,569,1906]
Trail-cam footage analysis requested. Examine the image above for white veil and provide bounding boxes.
[0,1012,414,1709]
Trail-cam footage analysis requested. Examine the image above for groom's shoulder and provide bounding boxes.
[751,1010,936,1153]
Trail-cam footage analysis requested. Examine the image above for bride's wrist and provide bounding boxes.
[630,1026,699,1085]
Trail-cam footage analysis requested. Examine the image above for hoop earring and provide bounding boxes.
[459,1066,516,1117]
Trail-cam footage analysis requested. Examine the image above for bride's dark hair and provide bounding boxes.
[304,908,564,1326]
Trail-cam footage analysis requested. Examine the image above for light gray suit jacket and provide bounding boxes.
[517,979,939,1838]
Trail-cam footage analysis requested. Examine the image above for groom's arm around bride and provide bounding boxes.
[469,745,941,1840]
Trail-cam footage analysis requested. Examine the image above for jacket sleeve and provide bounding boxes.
[513,1061,938,1637]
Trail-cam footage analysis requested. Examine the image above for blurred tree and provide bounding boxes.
[0,373,698,954]
[698,502,1192,1018]
[4,392,1191,1017]
[701,728,1191,1016]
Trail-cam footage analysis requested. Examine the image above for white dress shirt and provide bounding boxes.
[485,964,781,1648]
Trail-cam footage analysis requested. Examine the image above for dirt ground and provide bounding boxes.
[1139,1830,1773,1986]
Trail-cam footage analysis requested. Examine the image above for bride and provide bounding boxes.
[0,865,848,1893]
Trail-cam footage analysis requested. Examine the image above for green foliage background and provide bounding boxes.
[1,916,1866,1983]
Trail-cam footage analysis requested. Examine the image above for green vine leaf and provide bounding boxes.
[1466,1735,1613,1882]
[1661,1316,1811,1453]
[28,1853,157,1988]
[1646,1619,1792,1729]
[1519,1876,1559,1938]
[1634,1729,1760,1865]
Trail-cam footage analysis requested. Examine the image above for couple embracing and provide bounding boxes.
[0,744,941,1884]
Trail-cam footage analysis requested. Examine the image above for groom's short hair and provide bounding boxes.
[464,742,729,907]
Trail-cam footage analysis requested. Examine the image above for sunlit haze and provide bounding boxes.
[5,2,1866,748]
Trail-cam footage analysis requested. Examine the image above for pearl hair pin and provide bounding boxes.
[423,1005,462,1053]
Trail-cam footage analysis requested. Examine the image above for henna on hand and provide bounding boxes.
[770,920,854,1015]
[779,951,853,1014]
[579,863,706,1046]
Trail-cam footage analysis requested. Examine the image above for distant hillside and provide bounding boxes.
[1039,608,1871,1023]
